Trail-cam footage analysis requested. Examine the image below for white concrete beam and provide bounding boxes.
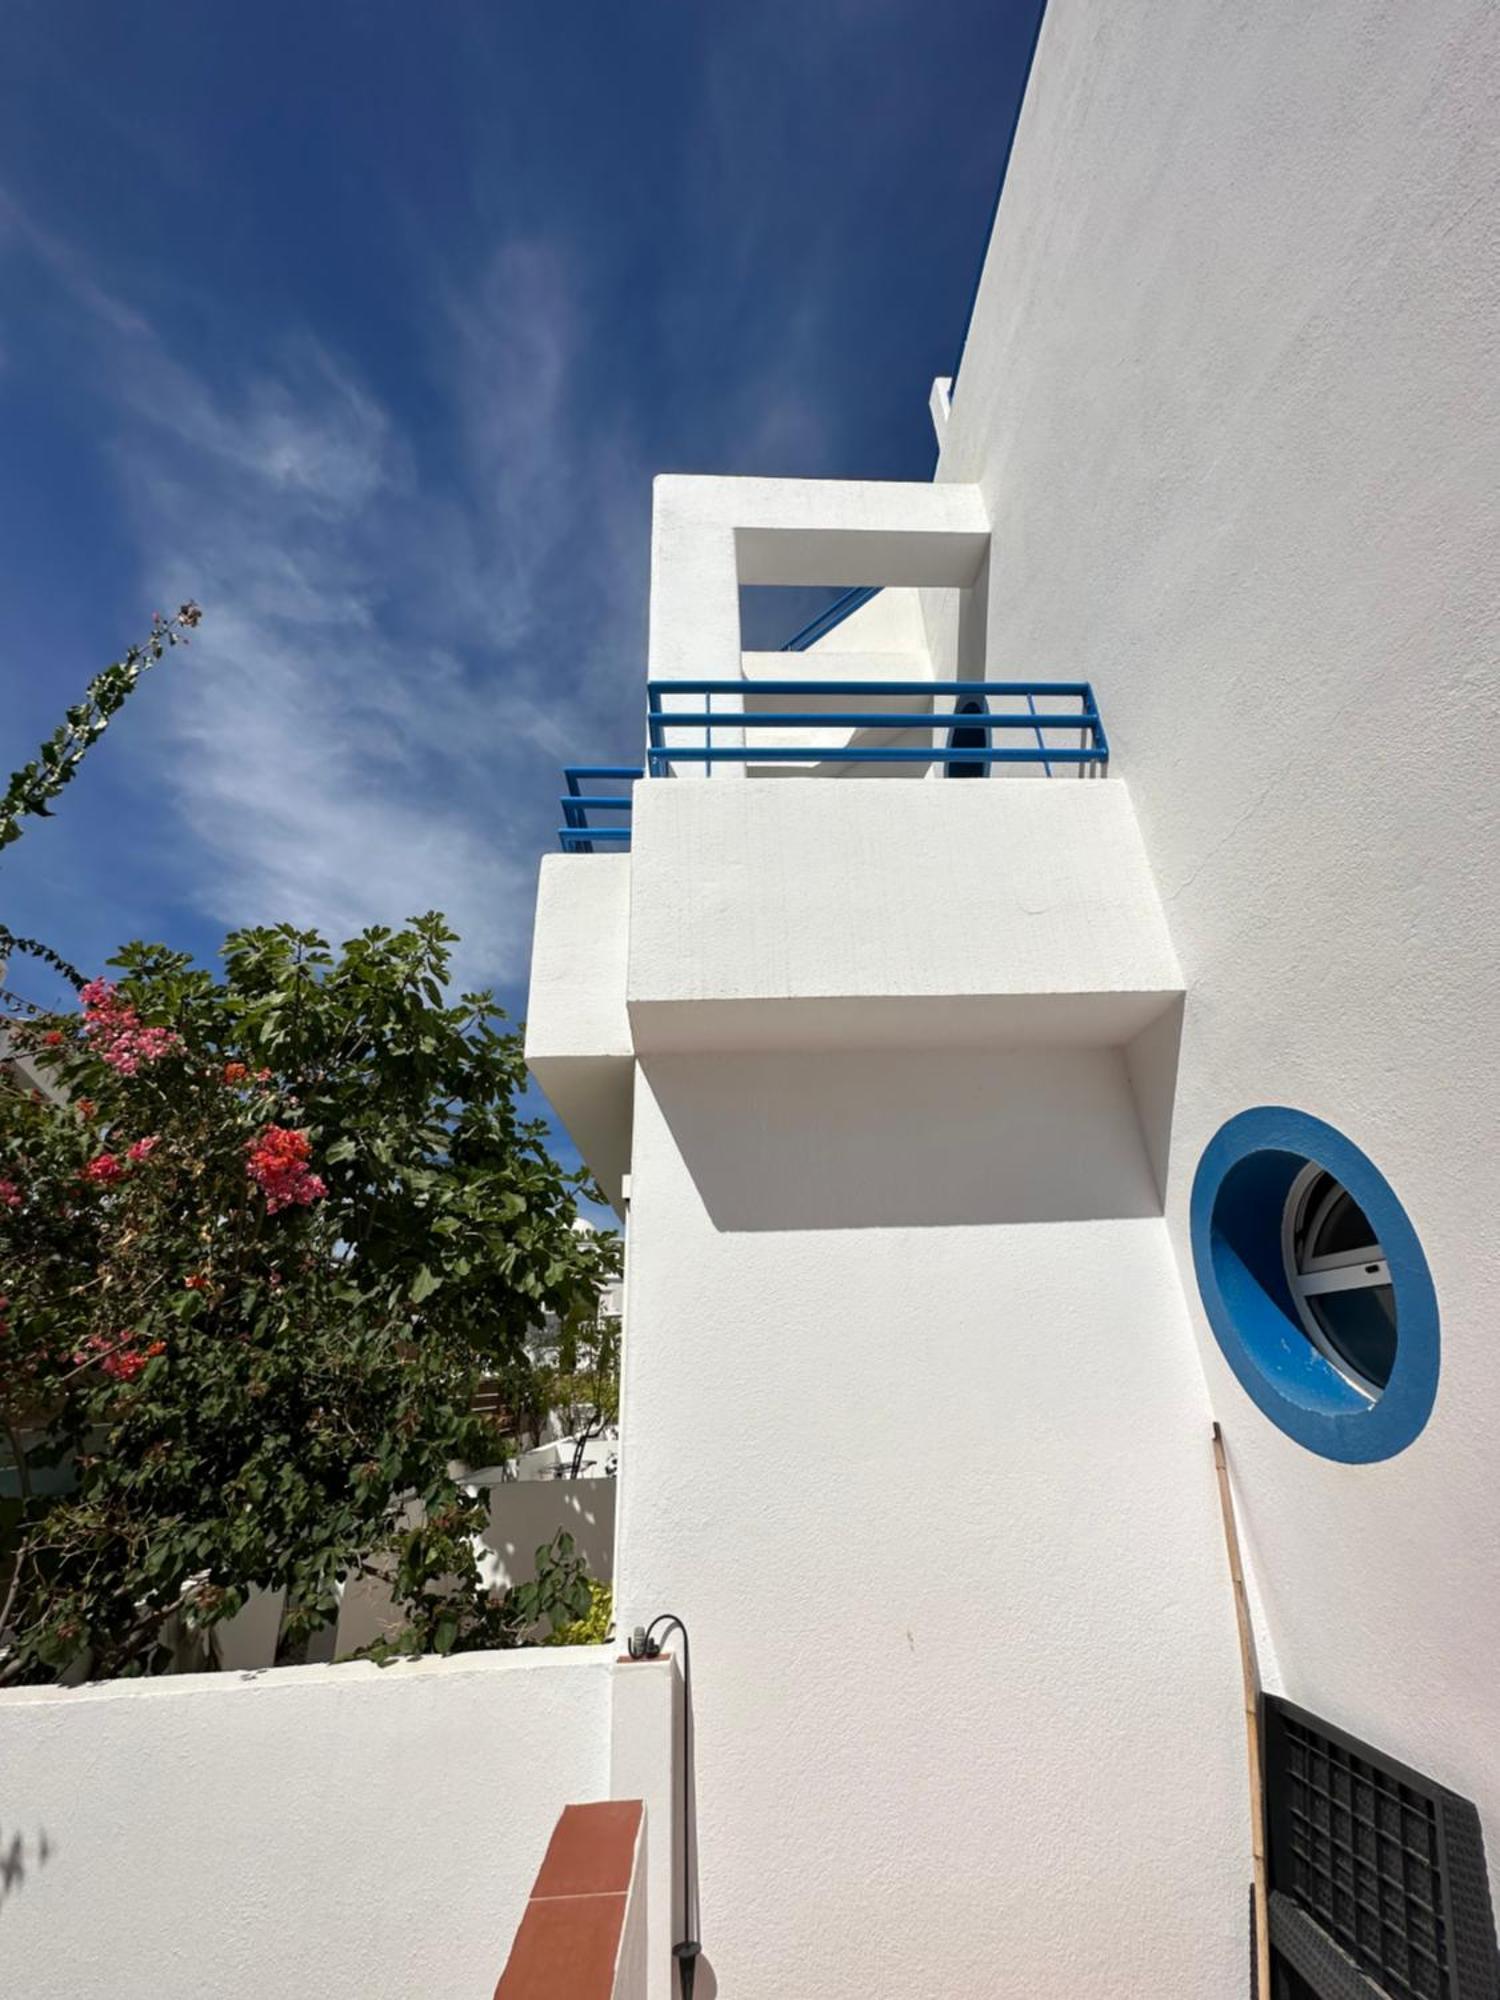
[647,474,988,688]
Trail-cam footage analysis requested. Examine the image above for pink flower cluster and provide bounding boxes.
[246,1125,326,1215]
[80,1138,158,1184]
[72,1330,166,1383]
[78,979,181,1076]
[0,1178,21,1209]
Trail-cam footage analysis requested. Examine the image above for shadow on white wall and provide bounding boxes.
[642,1036,1178,1230]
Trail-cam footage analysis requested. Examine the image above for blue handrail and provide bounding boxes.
[556,677,1105,850]
[559,765,642,854]
[646,678,1105,776]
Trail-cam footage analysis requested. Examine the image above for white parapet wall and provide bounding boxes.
[526,852,634,1213]
[0,1645,681,2000]
[333,1477,617,1661]
[627,775,1182,1053]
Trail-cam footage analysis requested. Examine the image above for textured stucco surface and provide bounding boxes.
[628,777,1181,1048]
[615,1057,1246,1998]
[939,0,1500,1871]
[527,854,632,1062]
[0,1650,614,2000]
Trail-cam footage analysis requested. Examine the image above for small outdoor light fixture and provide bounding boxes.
[628,1613,701,2000]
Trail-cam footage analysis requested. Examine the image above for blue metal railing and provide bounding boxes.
[556,679,1105,850]
[558,765,642,854]
[646,678,1105,775]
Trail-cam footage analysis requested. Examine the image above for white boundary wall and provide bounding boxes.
[0,1650,615,2000]
[333,1478,616,1661]
[199,1477,616,1670]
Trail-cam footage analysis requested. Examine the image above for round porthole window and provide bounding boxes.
[1190,1108,1438,1462]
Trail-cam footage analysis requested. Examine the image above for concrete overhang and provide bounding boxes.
[525,854,633,1215]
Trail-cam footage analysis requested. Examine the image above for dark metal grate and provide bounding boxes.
[1276,1963,1324,2000]
[1280,1711,1449,1999]
[1265,1699,1499,2000]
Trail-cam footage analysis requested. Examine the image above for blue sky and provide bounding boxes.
[0,0,1041,1036]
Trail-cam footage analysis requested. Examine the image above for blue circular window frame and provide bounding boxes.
[1190,1107,1439,1463]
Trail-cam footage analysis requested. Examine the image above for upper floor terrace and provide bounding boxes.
[528,474,1182,1213]
[558,473,1108,857]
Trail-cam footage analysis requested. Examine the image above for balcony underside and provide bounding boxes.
[626,988,1177,1055]
[527,779,1183,1212]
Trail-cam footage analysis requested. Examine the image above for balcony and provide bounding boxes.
[558,677,1107,852]
[529,475,1179,1210]
[624,775,1175,1055]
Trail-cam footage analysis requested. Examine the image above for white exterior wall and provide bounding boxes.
[515,1,1499,1987]
[766,581,928,656]
[938,0,1500,1867]
[474,1470,616,1588]
[0,1650,616,2000]
[607,782,1240,1995]
[616,1056,1246,1998]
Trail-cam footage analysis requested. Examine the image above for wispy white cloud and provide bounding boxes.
[0,183,152,340]
[1,192,653,991]
[0,81,874,994]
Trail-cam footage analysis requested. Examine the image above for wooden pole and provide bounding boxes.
[1212,1421,1272,2000]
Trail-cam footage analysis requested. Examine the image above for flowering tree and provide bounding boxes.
[0,916,616,1682]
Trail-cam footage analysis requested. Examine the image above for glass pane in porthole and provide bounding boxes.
[1309,1186,1380,1261]
[1313,1284,1398,1391]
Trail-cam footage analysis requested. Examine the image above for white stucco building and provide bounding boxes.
[527,3,1500,1994]
[1,4,1495,1998]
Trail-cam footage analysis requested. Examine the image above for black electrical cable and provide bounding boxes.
[637,1613,700,1999]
